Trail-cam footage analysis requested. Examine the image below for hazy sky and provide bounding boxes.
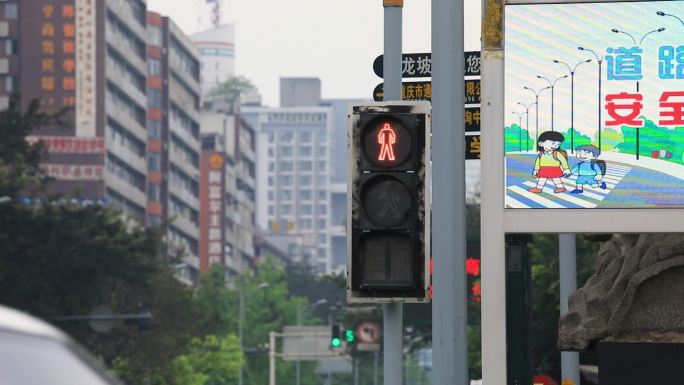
[147,0,482,107]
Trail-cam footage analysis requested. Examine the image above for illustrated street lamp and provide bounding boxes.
[657,11,684,29]
[537,74,568,132]
[512,111,524,152]
[517,101,535,152]
[239,282,269,385]
[523,85,550,142]
[578,46,604,151]
[610,27,665,159]
[554,59,591,153]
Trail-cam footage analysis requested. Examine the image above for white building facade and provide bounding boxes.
[189,24,236,96]
[243,106,335,273]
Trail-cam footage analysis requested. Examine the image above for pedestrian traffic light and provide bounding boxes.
[347,102,431,303]
[331,324,342,348]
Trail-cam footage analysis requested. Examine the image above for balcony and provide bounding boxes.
[106,137,146,175]
[169,183,199,211]
[105,62,146,109]
[104,168,146,209]
[105,99,146,142]
[169,214,199,240]
[169,153,199,185]
[169,62,200,96]
[169,119,200,152]
[105,30,146,75]
[169,77,198,114]
[106,0,146,42]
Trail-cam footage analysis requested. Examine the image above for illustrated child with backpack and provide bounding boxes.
[528,131,571,194]
[568,144,607,194]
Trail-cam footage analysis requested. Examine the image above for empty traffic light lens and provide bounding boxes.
[360,232,414,288]
[363,119,412,168]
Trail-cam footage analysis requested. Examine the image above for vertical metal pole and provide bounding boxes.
[598,60,602,151]
[296,304,301,385]
[269,332,276,385]
[239,290,245,385]
[374,350,379,385]
[383,1,403,385]
[559,234,580,385]
[551,85,555,131]
[535,95,539,142]
[354,356,360,385]
[570,73,574,152]
[526,108,530,152]
[432,0,467,384]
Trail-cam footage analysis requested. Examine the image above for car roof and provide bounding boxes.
[0,304,67,341]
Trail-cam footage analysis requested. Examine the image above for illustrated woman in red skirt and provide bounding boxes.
[527,131,571,194]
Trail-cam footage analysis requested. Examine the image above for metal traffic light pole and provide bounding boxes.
[432,0,469,385]
[382,1,403,385]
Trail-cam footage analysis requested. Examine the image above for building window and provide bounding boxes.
[268,162,275,172]
[299,190,312,201]
[280,161,293,172]
[147,120,161,139]
[280,190,293,201]
[268,133,275,143]
[299,146,312,157]
[282,205,293,215]
[148,59,161,76]
[280,132,293,143]
[300,132,312,143]
[4,75,13,92]
[268,176,274,186]
[299,219,312,229]
[317,205,327,215]
[268,147,274,157]
[280,146,293,157]
[318,219,326,228]
[268,205,274,215]
[299,175,312,186]
[317,161,327,172]
[268,190,274,200]
[148,89,162,108]
[318,190,327,200]
[148,26,162,46]
[317,146,327,157]
[4,4,17,19]
[298,161,312,172]
[148,153,160,171]
[317,234,327,244]
[317,176,327,185]
[318,133,328,144]
[280,175,293,186]
[4,39,17,55]
[301,205,312,215]
[147,183,160,202]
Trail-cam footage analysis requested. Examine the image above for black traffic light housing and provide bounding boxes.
[347,102,431,303]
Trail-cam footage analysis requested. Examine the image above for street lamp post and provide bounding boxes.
[517,101,535,152]
[295,299,328,385]
[610,27,665,159]
[239,282,269,385]
[513,111,524,152]
[578,46,604,151]
[554,59,591,153]
[537,74,568,132]
[523,86,550,143]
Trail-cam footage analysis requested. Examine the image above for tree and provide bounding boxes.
[208,76,257,102]
[0,94,66,197]
[171,334,244,385]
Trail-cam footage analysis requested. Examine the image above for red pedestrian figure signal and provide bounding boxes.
[377,123,397,162]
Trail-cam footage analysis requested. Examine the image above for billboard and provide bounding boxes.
[505,0,684,209]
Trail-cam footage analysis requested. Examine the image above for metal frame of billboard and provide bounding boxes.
[480,1,684,384]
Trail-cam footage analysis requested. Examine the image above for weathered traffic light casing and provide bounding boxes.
[347,102,431,303]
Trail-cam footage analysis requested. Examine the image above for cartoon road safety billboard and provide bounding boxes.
[505,0,684,209]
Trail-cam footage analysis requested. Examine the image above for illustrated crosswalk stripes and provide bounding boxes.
[505,163,632,208]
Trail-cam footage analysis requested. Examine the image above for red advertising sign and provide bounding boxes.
[200,152,225,274]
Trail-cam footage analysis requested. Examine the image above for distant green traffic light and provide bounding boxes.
[345,329,355,343]
[331,337,342,348]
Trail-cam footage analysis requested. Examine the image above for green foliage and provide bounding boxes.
[208,75,257,101]
[0,94,67,197]
[599,127,624,152]
[558,128,592,151]
[171,334,243,385]
[504,124,533,153]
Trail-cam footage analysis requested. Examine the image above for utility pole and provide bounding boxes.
[432,0,468,385]
[559,234,580,385]
[383,1,404,385]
